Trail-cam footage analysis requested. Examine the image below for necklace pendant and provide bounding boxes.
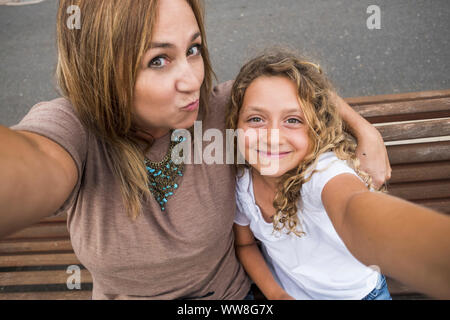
[145,134,185,212]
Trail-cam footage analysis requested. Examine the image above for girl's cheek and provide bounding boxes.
[237,128,258,162]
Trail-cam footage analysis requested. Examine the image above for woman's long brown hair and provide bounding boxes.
[56,0,214,219]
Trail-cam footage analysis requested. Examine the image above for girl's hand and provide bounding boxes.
[355,125,391,189]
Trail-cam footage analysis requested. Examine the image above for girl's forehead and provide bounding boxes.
[241,76,305,114]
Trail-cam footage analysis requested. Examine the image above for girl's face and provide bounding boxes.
[133,0,205,139]
[237,76,311,177]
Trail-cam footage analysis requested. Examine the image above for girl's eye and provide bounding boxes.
[187,44,202,56]
[148,56,168,69]
[286,118,301,124]
[248,117,263,123]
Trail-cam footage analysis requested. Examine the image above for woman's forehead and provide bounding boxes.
[152,0,200,41]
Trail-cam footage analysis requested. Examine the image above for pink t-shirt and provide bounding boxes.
[11,81,251,300]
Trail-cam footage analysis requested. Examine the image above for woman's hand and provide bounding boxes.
[355,125,392,189]
[332,92,391,188]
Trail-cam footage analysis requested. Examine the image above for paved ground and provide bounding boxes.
[1,0,449,126]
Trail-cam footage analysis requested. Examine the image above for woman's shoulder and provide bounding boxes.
[11,97,89,146]
[11,97,90,217]
[203,80,234,129]
[12,97,82,128]
[210,80,234,102]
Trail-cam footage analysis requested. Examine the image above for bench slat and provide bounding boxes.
[42,213,68,223]
[346,89,450,106]
[376,118,450,142]
[353,98,450,123]
[387,141,450,165]
[0,269,92,286]
[0,290,91,300]
[0,239,73,254]
[390,161,450,183]
[4,223,69,240]
[0,253,81,268]
[415,198,450,214]
[388,180,450,201]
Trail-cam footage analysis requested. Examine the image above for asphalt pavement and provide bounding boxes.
[1,0,449,126]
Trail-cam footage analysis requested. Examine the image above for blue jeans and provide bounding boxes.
[362,274,392,300]
[243,289,255,300]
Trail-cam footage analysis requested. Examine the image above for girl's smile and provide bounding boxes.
[257,150,293,159]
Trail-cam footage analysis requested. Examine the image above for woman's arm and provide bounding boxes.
[322,173,450,299]
[233,223,294,300]
[0,126,78,238]
[331,92,391,188]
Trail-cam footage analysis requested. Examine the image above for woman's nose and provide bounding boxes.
[175,60,203,93]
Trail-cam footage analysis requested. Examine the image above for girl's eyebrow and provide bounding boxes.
[244,106,303,115]
[149,32,201,49]
[243,106,266,113]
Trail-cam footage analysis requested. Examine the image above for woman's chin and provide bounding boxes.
[174,112,199,130]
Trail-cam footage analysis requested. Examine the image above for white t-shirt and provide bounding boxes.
[234,152,380,300]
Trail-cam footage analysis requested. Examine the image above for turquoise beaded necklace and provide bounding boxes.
[145,133,185,212]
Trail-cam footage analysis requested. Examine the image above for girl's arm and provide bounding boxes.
[233,223,294,300]
[322,173,450,299]
[331,92,391,188]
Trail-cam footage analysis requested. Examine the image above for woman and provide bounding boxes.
[0,0,390,299]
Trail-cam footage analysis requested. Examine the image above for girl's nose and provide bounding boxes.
[260,126,282,149]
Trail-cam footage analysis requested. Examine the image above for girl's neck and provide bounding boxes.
[251,168,280,192]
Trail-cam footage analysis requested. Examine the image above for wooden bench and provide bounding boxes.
[1,89,449,300]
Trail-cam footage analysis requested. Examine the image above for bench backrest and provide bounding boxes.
[1,89,449,299]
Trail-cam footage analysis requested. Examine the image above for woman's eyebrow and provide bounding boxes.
[149,32,201,49]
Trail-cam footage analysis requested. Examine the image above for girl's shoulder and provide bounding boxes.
[302,152,361,199]
[235,167,252,196]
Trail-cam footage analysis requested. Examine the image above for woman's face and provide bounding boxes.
[133,0,205,139]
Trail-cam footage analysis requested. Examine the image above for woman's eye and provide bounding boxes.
[188,44,202,56]
[148,56,168,69]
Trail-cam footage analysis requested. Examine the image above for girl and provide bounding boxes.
[226,48,450,300]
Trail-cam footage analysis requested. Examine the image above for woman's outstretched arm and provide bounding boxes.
[322,173,450,299]
[0,126,78,238]
[331,92,392,188]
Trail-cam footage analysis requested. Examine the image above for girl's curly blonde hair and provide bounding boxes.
[226,48,377,237]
